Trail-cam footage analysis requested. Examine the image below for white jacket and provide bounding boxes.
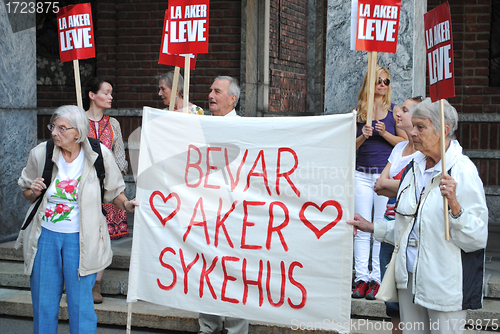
[374,140,488,311]
[16,139,125,276]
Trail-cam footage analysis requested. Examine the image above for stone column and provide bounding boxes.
[0,2,37,241]
[324,0,426,115]
[240,0,270,117]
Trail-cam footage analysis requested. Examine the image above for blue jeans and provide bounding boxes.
[380,241,400,318]
[31,227,97,334]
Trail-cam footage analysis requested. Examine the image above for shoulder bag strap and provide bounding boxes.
[21,140,55,230]
[88,137,107,215]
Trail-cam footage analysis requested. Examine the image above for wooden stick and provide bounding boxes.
[183,54,190,111]
[366,51,378,125]
[440,99,450,240]
[169,66,180,111]
[73,59,83,109]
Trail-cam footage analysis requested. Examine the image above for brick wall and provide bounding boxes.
[428,0,500,187]
[37,0,241,112]
[269,0,308,114]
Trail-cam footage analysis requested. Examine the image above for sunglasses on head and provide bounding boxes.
[411,96,423,102]
[377,77,390,86]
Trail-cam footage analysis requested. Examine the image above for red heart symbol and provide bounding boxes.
[299,200,343,239]
[150,191,181,226]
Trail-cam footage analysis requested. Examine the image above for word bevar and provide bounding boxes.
[58,14,92,51]
[426,20,452,84]
[185,145,300,197]
[158,247,307,309]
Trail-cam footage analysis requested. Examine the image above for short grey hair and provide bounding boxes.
[214,76,240,108]
[411,97,458,139]
[157,71,184,98]
[50,105,89,143]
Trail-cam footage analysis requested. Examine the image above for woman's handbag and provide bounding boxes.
[376,245,399,302]
[376,217,413,303]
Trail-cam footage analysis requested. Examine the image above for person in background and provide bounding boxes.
[157,71,204,115]
[85,77,129,303]
[373,96,424,333]
[348,98,488,334]
[17,105,138,333]
[198,76,248,334]
[352,65,407,300]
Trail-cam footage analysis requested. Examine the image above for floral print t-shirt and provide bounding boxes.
[42,148,85,233]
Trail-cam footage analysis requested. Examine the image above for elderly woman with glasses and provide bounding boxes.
[372,95,424,334]
[17,105,138,333]
[352,65,408,300]
[348,98,488,334]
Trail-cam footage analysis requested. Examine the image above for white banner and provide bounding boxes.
[127,107,356,331]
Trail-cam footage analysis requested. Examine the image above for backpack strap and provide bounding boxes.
[395,159,415,195]
[21,138,108,231]
[21,140,55,230]
[88,137,107,216]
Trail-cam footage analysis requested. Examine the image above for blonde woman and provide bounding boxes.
[352,66,407,300]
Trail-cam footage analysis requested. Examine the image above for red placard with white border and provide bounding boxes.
[167,0,210,55]
[57,3,95,63]
[159,15,197,69]
[424,2,455,102]
[354,0,401,53]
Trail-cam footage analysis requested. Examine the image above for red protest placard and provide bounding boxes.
[424,2,455,102]
[159,14,197,69]
[57,3,95,63]
[167,0,210,55]
[355,0,401,53]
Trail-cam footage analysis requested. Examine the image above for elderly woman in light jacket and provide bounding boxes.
[17,105,138,333]
[348,98,488,334]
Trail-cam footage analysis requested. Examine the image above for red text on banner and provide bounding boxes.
[355,0,401,53]
[424,2,455,102]
[57,3,95,63]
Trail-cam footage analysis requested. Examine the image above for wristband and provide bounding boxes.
[31,188,36,198]
[123,199,129,211]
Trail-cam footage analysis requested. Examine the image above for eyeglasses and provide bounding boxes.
[47,124,76,133]
[394,182,426,218]
[394,184,417,217]
[377,78,390,86]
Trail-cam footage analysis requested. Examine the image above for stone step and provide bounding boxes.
[0,288,200,332]
[2,258,500,300]
[1,289,499,333]
[0,239,131,270]
[3,238,500,333]
[0,261,130,296]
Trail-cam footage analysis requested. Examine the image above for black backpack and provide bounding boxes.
[21,137,106,230]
